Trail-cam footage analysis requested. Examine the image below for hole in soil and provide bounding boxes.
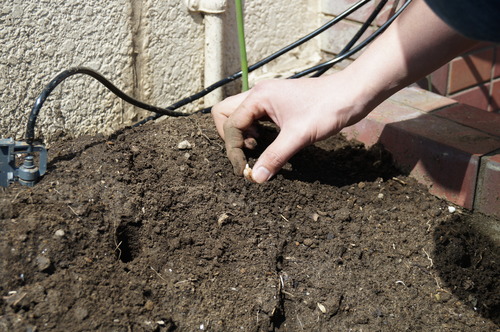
[271,307,286,329]
[115,221,142,263]
[457,254,471,268]
[489,304,500,321]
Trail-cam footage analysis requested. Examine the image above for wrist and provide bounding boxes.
[331,68,383,119]
[317,71,378,131]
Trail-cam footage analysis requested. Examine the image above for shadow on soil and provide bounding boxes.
[433,212,500,325]
[247,125,403,187]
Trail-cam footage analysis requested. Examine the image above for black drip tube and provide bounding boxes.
[292,0,412,78]
[25,0,372,142]
[25,67,190,143]
[311,0,389,78]
[25,0,411,142]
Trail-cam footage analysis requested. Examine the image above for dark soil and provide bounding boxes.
[1,114,499,331]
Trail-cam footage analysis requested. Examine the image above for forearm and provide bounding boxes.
[211,0,483,182]
[342,0,478,110]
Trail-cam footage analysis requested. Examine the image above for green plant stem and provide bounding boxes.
[235,0,249,91]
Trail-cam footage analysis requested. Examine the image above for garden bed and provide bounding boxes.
[1,114,498,331]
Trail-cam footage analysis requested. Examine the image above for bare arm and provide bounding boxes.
[348,0,478,109]
[212,0,478,183]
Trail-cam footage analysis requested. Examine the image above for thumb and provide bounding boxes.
[251,130,307,183]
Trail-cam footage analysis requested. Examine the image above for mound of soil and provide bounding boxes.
[1,114,499,331]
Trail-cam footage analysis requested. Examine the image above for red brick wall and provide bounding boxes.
[321,0,500,113]
[416,45,500,113]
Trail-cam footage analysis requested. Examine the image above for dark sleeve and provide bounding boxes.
[424,0,500,43]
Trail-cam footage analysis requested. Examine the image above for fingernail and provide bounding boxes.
[252,166,272,183]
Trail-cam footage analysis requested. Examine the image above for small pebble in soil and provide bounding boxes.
[317,302,327,314]
[448,206,456,213]
[54,229,65,237]
[144,300,154,311]
[303,238,314,246]
[177,140,192,150]
[217,213,230,226]
[335,208,351,222]
[377,193,384,199]
[358,182,366,189]
[73,306,88,321]
[35,255,51,272]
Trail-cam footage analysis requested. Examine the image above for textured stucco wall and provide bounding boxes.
[224,0,319,93]
[0,0,136,142]
[0,0,319,143]
[140,1,205,116]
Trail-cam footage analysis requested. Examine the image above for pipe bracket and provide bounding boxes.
[186,0,227,14]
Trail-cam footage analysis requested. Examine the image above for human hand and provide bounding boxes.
[212,0,478,184]
[212,72,372,183]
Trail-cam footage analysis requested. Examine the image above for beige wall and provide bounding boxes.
[1,0,136,142]
[0,0,319,143]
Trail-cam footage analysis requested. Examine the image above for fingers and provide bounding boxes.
[211,92,249,140]
[223,118,247,175]
[222,99,263,175]
[251,130,308,183]
[244,137,258,150]
[213,80,309,182]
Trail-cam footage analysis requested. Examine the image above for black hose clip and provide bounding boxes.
[0,138,47,188]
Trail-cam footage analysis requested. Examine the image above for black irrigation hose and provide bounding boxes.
[25,67,191,143]
[135,0,374,126]
[291,0,412,79]
[311,0,388,78]
[196,0,410,114]
[25,0,371,141]
[27,0,411,140]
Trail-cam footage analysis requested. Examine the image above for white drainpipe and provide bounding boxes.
[186,0,227,107]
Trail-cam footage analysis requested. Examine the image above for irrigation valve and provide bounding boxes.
[0,138,47,188]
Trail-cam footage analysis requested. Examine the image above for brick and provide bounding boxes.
[450,84,490,111]
[321,0,401,28]
[342,100,424,146]
[474,151,500,219]
[494,46,500,79]
[449,48,494,93]
[491,79,500,112]
[321,0,379,23]
[433,103,500,137]
[374,0,399,26]
[430,63,449,95]
[414,77,431,92]
[320,19,376,59]
[390,86,456,112]
[342,100,500,208]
